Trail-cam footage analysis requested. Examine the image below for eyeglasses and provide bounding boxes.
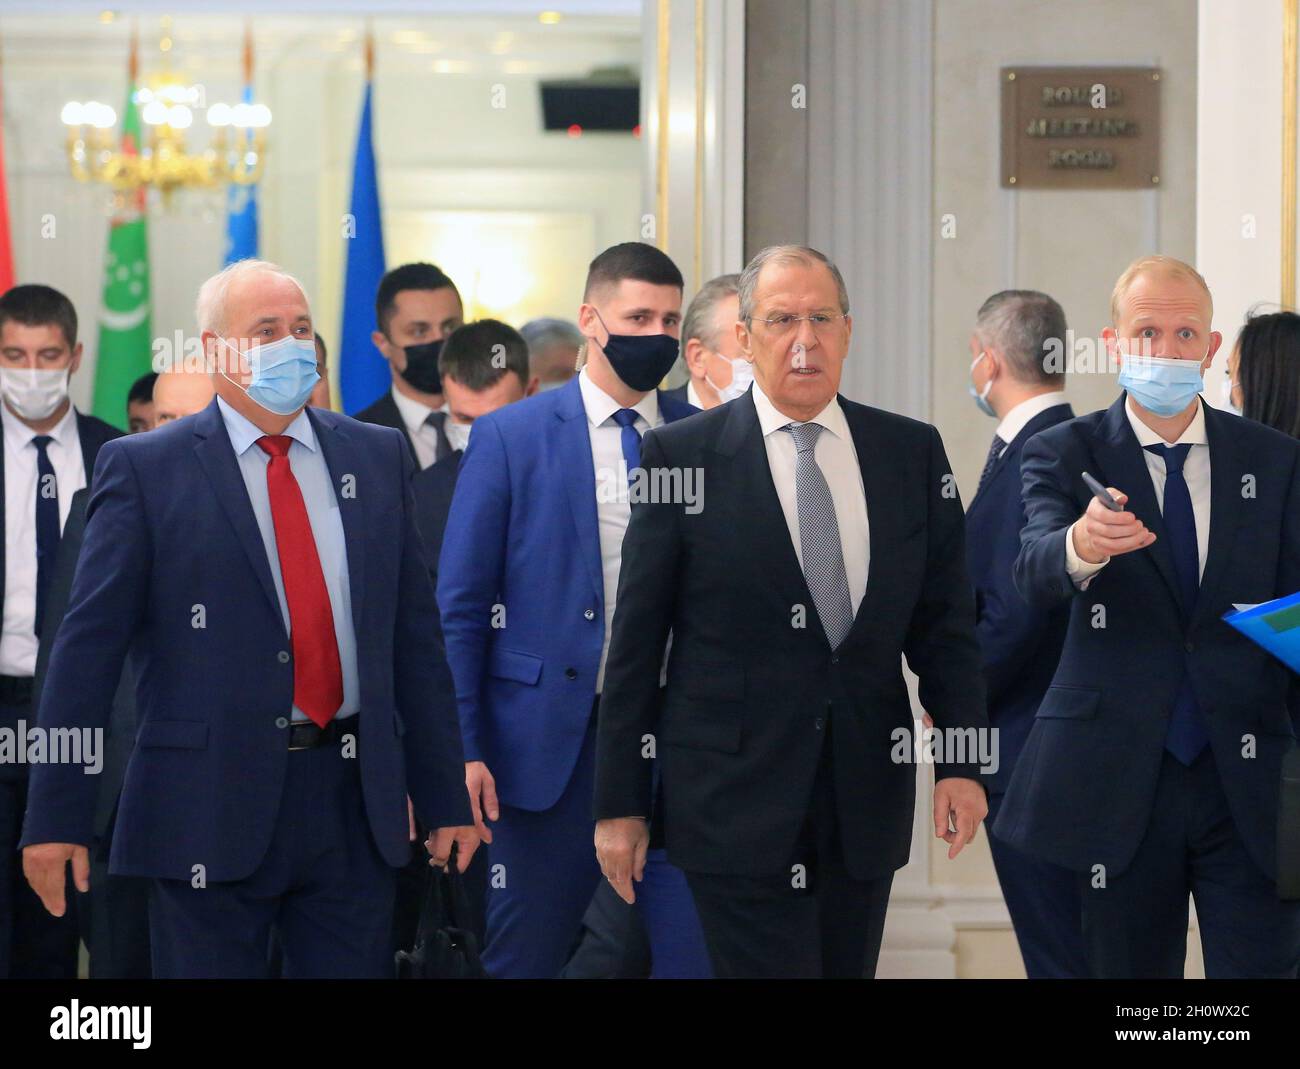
[752,312,848,334]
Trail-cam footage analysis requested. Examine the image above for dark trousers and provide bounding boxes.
[83,851,151,979]
[985,791,1088,978]
[1080,748,1300,978]
[149,738,396,978]
[684,728,893,978]
[0,699,80,979]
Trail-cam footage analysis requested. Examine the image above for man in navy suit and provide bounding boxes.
[438,242,710,978]
[997,255,1300,977]
[0,284,121,979]
[21,259,475,978]
[963,290,1086,978]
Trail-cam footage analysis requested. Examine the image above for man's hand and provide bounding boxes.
[933,778,988,860]
[465,761,497,845]
[407,796,417,842]
[425,825,481,873]
[1072,489,1155,564]
[23,843,89,917]
[594,817,649,905]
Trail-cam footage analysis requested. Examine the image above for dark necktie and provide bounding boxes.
[1144,442,1208,764]
[977,434,1006,494]
[425,410,453,463]
[32,435,59,639]
[256,435,343,727]
[612,409,642,486]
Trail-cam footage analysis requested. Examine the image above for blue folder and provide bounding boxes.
[1223,591,1300,673]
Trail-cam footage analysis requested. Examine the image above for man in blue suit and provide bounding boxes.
[438,242,710,978]
[21,259,475,978]
[997,255,1300,977]
[963,290,1086,978]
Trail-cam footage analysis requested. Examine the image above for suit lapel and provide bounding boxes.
[191,399,285,630]
[1193,400,1244,628]
[1090,395,1184,612]
[308,408,368,640]
[554,379,603,601]
[967,403,1073,515]
[841,400,902,646]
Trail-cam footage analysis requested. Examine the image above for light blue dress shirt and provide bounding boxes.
[217,396,359,722]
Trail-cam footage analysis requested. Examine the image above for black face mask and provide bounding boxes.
[398,339,443,394]
[593,310,680,393]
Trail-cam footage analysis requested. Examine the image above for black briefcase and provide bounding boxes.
[1279,747,1300,900]
[394,852,490,979]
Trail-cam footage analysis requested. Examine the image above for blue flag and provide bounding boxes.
[340,81,387,414]
[223,86,259,266]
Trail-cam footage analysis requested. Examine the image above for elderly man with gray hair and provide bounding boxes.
[663,273,748,410]
[21,258,476,978]
[519,317,583,391]
[962,289,1086,978]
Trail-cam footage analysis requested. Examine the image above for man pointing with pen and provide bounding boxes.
[997,255,1300,978]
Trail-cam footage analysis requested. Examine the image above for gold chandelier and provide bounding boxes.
[61,20,271,200]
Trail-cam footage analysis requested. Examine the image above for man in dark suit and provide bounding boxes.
[32,367,217,979]
[439,242,710,978]
[21,259,476,978]
[664,273,746,410]
[353,262,464,467]
[963,290,1086,978]
[997,255,1300,977]
[594,244,989,978]
[0,284,121,979]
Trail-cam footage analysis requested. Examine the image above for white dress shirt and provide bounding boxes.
[579,367,662,691]
[994,390,1069,458]
[217,397,360,721]
[686,380,705,410]
[751,379,870,614]
[0,403,87,676]
[390,385,446,470]
[1065,397,1211,588]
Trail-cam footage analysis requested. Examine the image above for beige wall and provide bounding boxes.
[930,0,1200,976]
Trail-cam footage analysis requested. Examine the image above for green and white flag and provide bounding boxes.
[92,83,152,428]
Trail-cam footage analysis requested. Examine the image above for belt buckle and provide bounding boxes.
[287,723,319,752]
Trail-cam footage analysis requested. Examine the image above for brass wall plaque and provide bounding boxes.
[1001,66,1160,189]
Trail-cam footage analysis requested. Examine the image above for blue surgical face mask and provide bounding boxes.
[219,333,321,416]
[968,351,996,417]
[1220,372,1242,416]
[1117,352,1205,418]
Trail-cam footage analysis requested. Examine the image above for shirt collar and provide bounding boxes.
[751,376,850,443]
[578,366,661,428]
[2,400,79,453]
[994,390,1069,446]
[217,395,317,456]
[1123,394,1209,449]
[686,380,704,409]
[389,384,447,434]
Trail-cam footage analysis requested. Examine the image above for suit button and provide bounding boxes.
[275,717,289,729]
[830,655,839,665]
[1184,641,1194,653]
[584,609,595,621]
[565,667,578,680]
[277,650,290,664]
[815,717,825,730]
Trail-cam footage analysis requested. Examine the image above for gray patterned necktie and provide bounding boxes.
[782,421,854,649]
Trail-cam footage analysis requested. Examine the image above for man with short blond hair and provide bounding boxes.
[998,255,1300,977]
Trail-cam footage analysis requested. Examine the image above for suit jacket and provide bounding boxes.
[437,376,698,812]
[0,407,121,614]
[31,488,135,855]
[592,389,989,881]
[661,383,689,406]
[994,394,1300,880]
[411,450,462,582]
[20,397,471,881]
[965,402,1074,794]
[354,388,451,466]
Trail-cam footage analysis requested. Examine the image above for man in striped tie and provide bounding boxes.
[20,260,476,977]
[594,244,990,978]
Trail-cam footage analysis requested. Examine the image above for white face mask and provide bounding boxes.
[1,367,69,421]
[705,354,755,404]
[444,419,471,452]
[1220,373,1242,416]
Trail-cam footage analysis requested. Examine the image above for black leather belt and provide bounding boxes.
[288,714,359,752]
[0,675,33,707]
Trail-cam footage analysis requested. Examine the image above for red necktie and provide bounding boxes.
[257,435,343,728]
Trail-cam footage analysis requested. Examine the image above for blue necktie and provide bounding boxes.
[977,434,1006,494]
[33,434,60,639]
[783,422,854,649]
[1145,443,1208,764]
[612,409,641,486]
